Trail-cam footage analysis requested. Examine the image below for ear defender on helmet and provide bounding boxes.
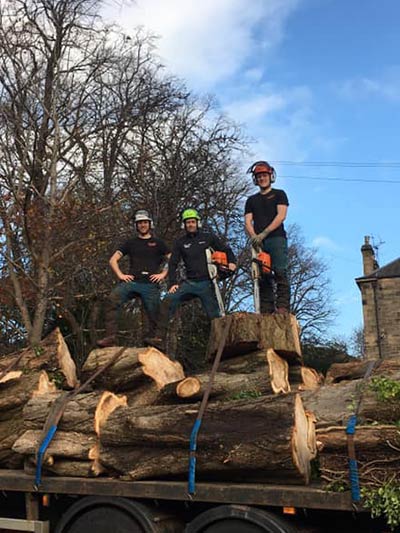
[181,208,202,229]
[247,161,276,185]
[133,209,154,229]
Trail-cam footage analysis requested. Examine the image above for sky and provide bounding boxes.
[102,0,400,345]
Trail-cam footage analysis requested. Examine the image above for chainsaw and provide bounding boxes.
[251,245,272,313]
[205,249,233,317]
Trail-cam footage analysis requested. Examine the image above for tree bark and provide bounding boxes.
[99,394,314,484]
[325,358,400,385]
[301,379,399,428]
[207,312,302,364]
[81,346,185,391]
[157,370,275,404]
[316,425,400,487]
[289,367,324,391]
[0,328,77,388]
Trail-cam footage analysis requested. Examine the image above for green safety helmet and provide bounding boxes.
[181,208,202,227]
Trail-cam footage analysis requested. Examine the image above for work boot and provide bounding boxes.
[274,307,289,315]
[96,335,116,348]
[144,336,165,352]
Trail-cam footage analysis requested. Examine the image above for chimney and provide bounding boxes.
[361,236,378,276]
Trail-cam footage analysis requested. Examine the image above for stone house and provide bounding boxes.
[356,236,400,359]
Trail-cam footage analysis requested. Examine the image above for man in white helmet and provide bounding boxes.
[97,210,170,347]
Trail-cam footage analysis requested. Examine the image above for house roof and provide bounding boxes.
[356,257,400,282]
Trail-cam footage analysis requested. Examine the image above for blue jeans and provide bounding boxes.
[105,281,161,336]
[164,280,220,320]
[261,237,290,312]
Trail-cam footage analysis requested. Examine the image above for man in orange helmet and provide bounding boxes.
[244,161,290,314]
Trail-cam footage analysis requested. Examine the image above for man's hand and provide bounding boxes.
[150,271,167,284]
[251,229,269,246]
[228,263,237,272]
[168,284,179,293]
[119,274,134,282]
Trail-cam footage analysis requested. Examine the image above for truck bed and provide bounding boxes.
[0,470,361,512]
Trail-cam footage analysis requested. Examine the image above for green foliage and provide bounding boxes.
[362,482,400,530]
[48,371,64,388]
[326,480,349,493]
[33,345,44,357]
[370,377,400,402]
[229,389,262,401]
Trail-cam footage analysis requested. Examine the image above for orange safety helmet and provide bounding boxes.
[247,160,276,185]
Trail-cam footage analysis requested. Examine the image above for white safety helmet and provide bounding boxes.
[133,209,153,228]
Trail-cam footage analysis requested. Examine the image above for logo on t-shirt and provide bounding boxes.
[147,242,157,247]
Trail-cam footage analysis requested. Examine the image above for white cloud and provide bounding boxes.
[101,0,301,89]
[337,67,400,102]
[312,236,343,252]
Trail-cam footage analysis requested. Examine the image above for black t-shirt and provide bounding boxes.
[117,237,170,282]
[168,231,236,286]
[245,189,289,238]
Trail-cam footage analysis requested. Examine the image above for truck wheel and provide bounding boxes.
[55,496,181,533]
[186,505,297,533]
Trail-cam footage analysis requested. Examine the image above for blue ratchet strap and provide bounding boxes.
[346,414,360,502]
[35,424,58,489]
[188,419,202,494]
[187,316,232,497]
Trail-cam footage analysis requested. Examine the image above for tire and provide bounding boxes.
[185,505,297,533]
[55,496,171,533]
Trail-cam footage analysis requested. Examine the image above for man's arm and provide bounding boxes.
[149,253,172,283]
[168,241,182,289]
[245,212,256,238]
[109,251,134,282]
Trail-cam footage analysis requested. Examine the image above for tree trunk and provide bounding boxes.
[12,430,96,460]
[289,367,324,391]
[23,391,106,433]
[0,370,64,468]
[316,425,400,487]
[24,457,99,478]
[325,358,400,384]
[301,379,399,428]
[81,346,185,391]
[207,312,302,364]
[99,394,314,484]
[157,370,276,404]
[0,328,77,388]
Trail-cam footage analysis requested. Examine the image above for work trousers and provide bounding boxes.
[260,237,290,313]
[104,281,161,337]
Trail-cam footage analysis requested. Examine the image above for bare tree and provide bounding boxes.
[287,224,336,340]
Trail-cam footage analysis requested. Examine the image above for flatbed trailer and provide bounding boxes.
[0,469,381,533]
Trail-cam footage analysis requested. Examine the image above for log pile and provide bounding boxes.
[0,328,77,467]
[3,312,398,493]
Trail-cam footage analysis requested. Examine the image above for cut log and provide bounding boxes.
[301,379,400,428]
[157,370,275,404]
[0,371,59,468]
[218,351,269,374]
[23,391,104,433]
[207,312,302,364]
[99,393,314,484]
[82,346,185,391]
[94,392,128,436]
[326,358,400,384]
[267,349,290,394]
[316,425,400,487]
[12,430,96,460]
[24,457,99,478]
[0,328,77,388]
[289,367,324,391]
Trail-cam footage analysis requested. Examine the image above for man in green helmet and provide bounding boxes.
[147,208,236,349]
